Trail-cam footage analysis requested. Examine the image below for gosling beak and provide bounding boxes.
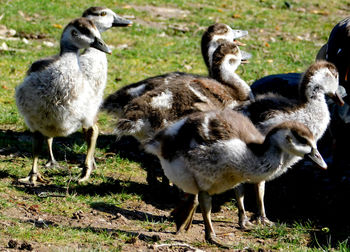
[232,29,249,40]
[234,39,246,46]
[91,37,112,54]
[232,29,248,47]
[329,90,345,106]
[307,148,327,170]
[113,15,133,27]
[240,50,252,64]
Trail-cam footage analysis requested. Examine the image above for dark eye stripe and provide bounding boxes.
[291,130,308,145]
[82,7,106,17]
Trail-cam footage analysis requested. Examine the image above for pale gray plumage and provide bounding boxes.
[15,17,111,185]
[45,7,132,170]
[145,109,326,247]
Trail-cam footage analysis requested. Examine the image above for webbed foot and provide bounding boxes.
[18,172,49,186]
[206,234,231,249]
[78,158,96,184]
[257,216,274,226]
[239,216,255,230]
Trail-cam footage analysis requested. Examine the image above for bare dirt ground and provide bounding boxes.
[0,197,253,251]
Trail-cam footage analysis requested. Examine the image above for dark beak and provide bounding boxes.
[329,90,345,106]
[91,37,112,54]
[113,15,133,27]
[307,148,327,170]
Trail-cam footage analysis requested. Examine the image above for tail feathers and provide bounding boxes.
[102,82,149,115]
[114,118,147,140]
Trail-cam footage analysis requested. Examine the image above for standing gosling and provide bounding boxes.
[145,109,327,248]
[235,60,344,229]
[15,18,111,185]
[45,7,132,177]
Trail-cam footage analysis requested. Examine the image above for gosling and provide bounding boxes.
[145,109,327,248]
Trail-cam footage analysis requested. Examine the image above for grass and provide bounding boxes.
[1,0,350,250]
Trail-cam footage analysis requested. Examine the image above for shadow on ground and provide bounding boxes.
[2,128,350,248]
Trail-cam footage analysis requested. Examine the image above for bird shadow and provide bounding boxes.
[3,129,350,249]
[90,202,170,224]
[0,129,163,183]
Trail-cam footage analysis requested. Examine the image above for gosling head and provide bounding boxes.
[82,7,132,32]
[299,60,344,106]
[201,23,249,71]
[268,121,327,169]
[60,17,111,54]
[202,23,248,47]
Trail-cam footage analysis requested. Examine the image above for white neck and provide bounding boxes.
[219,57,253,100]
[247,138,300,182]
[61,51,80,69]
[258,97,329,141]
[235,141,285,182]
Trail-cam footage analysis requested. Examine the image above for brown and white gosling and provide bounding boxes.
[234,60,344,229]
[102,23,250,117]
[113,41,253,142]
[201,23,249,75]
[144,109,327,248]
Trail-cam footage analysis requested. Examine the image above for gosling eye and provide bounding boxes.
[100,11,107,16]
[71,30,78,37]
[286,135,293,143]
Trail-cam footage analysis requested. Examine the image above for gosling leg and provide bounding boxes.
[45,137,61,168]
[172,194,199,233]
[234,184,254,229]
[255,181,274,226]
[19,132,49,186]
[78,124,98,183]
[184,194,199,231]
[198,191,230,249]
